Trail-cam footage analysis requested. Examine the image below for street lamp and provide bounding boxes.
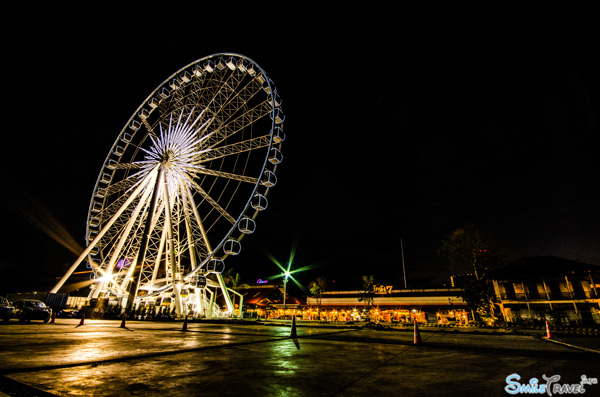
[263,245,318,316]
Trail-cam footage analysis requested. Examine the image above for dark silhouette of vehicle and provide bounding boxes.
[0,296,14,322]
[57,309,80,318]
[13,299,52,322]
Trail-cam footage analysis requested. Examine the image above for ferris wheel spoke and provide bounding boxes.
[203,72,240,117]
[185,185,214,260]
[188,179,236,225]
[183,191,210,264]
[116,162,143,170]
[190,168,258,184]
[104,169,150,196]
[199,134,270,163]
[202,101,272,151]
[181,193,199,270]
[141,117,157,138]
[204,64,268,123]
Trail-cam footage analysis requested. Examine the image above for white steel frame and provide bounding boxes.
[52,54,285,318]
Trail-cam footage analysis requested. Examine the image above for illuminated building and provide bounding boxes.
[305,288,469,324]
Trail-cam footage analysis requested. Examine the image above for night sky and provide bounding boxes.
[2,5,598,295]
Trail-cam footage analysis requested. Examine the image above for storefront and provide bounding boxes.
[305,288,468,324]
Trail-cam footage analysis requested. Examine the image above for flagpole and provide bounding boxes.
[401,238,407,289]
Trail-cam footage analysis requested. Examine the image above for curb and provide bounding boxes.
[540,336,600,354]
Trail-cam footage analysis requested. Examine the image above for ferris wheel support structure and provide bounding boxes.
[125,164,166,312]
[50,168,159,294]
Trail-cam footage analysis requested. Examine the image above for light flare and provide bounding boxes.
[264,241,321,295]
[3,192,84,256]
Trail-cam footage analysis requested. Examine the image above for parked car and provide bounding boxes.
[13,299,52,322]
[57,309,79,318]
[0,296,14,322]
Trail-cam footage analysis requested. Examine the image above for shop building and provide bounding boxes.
[240,284,302,319]
[306,288,468,324]
[492,256,600,325]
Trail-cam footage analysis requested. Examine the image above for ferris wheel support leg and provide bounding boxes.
[92,174,157,299]
[237,294,244,319]
[161,167,184,318]
[173,282,184,317]
[193,288,202,317]
[126,167,164,312]
[50,240,101,294]
[149,231,167,288]
[216,273,235,314]
[50,168,159,294]
[208,289,216,318]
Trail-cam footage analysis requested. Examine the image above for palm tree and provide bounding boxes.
[358,275,375,319]
[309,277,327,317]
[223,268,250,290]
[231,272,250,290]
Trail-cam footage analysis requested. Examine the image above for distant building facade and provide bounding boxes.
[306,288,468,324]
[242,256,600,326]
[492,256,600,325]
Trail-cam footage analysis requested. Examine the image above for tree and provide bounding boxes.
[309,277,327,311]
[223,268,250,291]
[358,275,375,316]
[461,277,500,325]
[438,224,504,280]
[438,225,506,325]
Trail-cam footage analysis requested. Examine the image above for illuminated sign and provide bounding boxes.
[374,285,393,294]
[116,258,132,270]
[256,279,268,284]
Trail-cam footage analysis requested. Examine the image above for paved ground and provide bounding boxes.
[1,319,598,396]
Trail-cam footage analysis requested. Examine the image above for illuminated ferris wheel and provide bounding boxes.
[52,53,285,318]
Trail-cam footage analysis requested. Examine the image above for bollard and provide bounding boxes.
[414,320,423,345]
[120,313,127,328]
[545,320,554,339]
[50,312,56,324]
[76,313,85,328]
[290,314,297,338]
[182,315,188,331]
[290,315,300,349]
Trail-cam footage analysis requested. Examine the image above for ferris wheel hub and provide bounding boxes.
[161,150,175,164]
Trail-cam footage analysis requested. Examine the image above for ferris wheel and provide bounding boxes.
[52,53,285,318]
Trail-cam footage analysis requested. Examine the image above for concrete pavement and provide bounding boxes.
[1,319,598,396]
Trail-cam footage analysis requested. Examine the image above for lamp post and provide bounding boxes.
[283,267,291,312]
[266,255,314,317]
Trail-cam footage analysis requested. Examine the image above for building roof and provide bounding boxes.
[493,256,600,280]
[239,285,303,306]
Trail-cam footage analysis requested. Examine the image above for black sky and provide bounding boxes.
[2,5,598,295]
